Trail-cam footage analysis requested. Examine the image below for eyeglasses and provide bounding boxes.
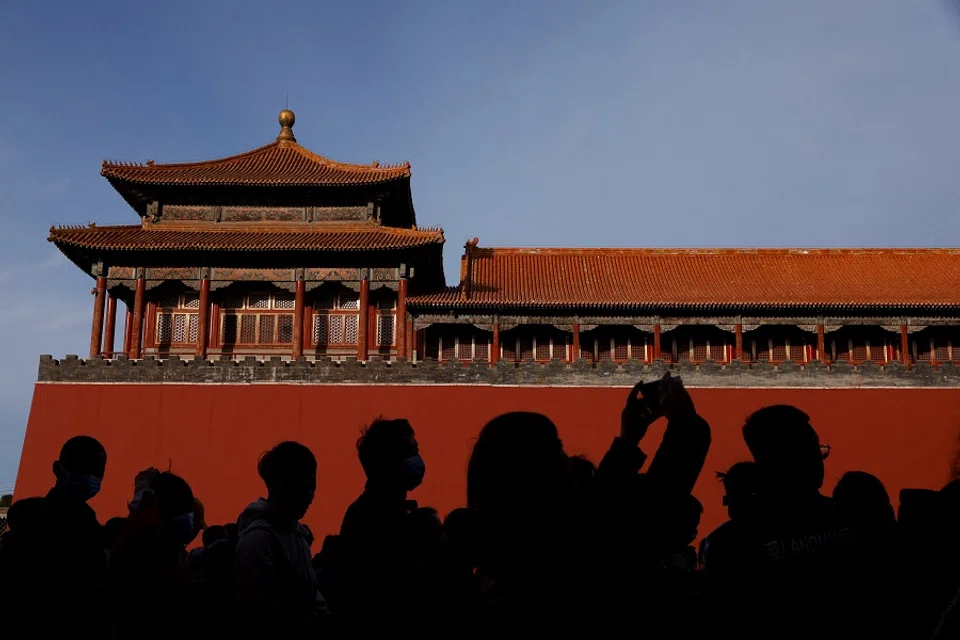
[820,444,832,460]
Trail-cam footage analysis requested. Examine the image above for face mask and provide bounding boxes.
[402,455,426,490]
[62,471,102,501]
[172,511,196,545]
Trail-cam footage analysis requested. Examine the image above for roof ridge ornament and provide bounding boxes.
[277,109,296,143]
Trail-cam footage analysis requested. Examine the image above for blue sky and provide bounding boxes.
[2,0,960,491]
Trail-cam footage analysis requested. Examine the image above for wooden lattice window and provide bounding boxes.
[692,338,707,363]
[934,340,951,363]
[613,337,629,361]
[313,292,361,347]
[475,335,490,361]
[156,313,199,344]
[376,296,396,348]
[154,292,200,345]
[597,338,612,361]
[787,340,806,362]
[502,337,517,362]
[378,315,395,347]
[434,330,494,362]
[518,337,534,362]
[708,341,727,362]
[221,313,295,345]
[756,339,771,362]
[771,341,788,362]
[580,342,595,362]
[218,291,300,346]
[441,336,456,360]
[851,342,868,363]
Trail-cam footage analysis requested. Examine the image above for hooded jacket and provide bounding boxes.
[233,498,327,634]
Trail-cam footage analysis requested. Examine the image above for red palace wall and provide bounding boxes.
[15,383,960,544]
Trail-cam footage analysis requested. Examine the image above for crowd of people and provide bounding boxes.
[1,371,958,639]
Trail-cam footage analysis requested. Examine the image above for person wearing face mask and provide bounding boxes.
[106,470,198,640]
[233,441,327,638]
[335,417,429,633]
[0,436,108,640]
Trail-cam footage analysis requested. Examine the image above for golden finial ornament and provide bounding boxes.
[277,109,296,142]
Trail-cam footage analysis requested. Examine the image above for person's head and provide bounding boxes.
[103,516,127,546]
[224,522,239,543]
[716,461,760,521]
[743,406,824,494]
[201,524,228,548]
[52,436,107,501]
[258,441,317,521]
[152,471,196,546]
[834,470,895,528]
[357,418,423,491]
[467,412,571,522]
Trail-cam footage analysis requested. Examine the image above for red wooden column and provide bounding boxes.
[103,295,117,358]
[491,320,500,363]
[405,317,414,360]
[123,306,133,355]
[734,323,743,361]
[129,276,146,359]
[208,302,221,349]
[358,274,370,361]
[817,324,828,363]
[900,324,910,369]
[89,277,107,359]
[293,279,306,359]
[571,322,580,362]
[143,302,157,352]
[396,277,408,359]
[196,277,211,359]
[653,324,662,361]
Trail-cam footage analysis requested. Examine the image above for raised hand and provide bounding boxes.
[658,371,696,423]
[621,381,658,446]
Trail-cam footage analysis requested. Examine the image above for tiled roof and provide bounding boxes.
[49,223,443,252]
[101,140,410,187]
[407,246,960,311]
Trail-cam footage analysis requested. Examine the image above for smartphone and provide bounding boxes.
[638,380,662,416]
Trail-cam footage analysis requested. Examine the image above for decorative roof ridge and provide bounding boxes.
[467,246,960,256]
[286,143,411,174]
[49,222,443,236]
[101,141,280,171]
[51,223,140,232]
[101,140,411,177]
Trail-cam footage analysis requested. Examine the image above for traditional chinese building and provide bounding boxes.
[17,110,960,542]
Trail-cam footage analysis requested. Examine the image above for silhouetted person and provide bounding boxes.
[834,470,895,538]
[467,410,576,632]
[703,406,868,639]
[234,441,326,637]
[187,522,235,638]
[107,469,198,640]
[0,436,107,640]
[898,483,960,637]
[699,461,759,570]
[590,373,712,636]
[103,515,128,568]
[336,417,427,631]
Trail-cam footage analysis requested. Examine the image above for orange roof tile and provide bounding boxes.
[407,246,960,311]
[49,223,443,252]
[101,140,410,188]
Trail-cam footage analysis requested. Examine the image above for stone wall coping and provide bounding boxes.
[36,355,960,388]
